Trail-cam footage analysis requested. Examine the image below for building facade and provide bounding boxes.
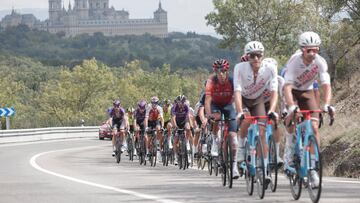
[1,0,168,38]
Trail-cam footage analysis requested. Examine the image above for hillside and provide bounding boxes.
[0,25,238,70]
[321,72,360,178]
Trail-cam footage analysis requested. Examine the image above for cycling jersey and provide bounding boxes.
[263,75,285,103]
[145,105,163,121]
[134,108,146,125]
[163,105,172,122]
[172,104,189,124]
[110,107,126,129]
[205,76,234,106]
[284,52,330,90]
[233,60,278,99]
[127,113,134,125]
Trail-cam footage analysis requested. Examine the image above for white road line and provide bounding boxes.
[30,147,182,203]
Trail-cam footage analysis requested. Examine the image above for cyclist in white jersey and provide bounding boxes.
[283,31,335,188]
[234,41,278,184]
[261,58,285,166]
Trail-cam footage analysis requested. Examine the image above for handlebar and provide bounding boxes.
[288,108,335,127]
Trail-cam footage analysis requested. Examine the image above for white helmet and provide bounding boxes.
[298,31,321,47]
[244,41,265,54]
[262,57,278,68]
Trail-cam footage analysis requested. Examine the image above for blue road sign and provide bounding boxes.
[0,107,15,117]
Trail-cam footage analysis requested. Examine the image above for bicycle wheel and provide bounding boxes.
[307,135,322,203]
[289,149,302,200]
[226,136,233,188]
[208,156,213,175]
[214,158,219,176]
[268,136,278,192]
[245,141,254,196]
[183,142,188,170]
[255,137,266,199]
[152,138,157,167]
[115,137,121,164]
[188,144,193,168]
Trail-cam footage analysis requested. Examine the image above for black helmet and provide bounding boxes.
[176,95,186,103]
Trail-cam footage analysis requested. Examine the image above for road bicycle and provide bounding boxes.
[240,115,273,199]
[286,108,334,203]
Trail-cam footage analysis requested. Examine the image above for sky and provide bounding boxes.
[0,0,217,36]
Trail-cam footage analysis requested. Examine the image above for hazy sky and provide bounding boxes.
[0,0,217,35]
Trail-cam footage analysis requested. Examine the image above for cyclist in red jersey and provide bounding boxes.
[204,59,240,179]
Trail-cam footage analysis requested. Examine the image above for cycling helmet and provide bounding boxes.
[262,57,278,68]
[151,96,159,104]
[163,99,171,106]
[212,59,230,71]
[244,41,265,54]
[127,107,134,113]
[298,31,321,47]
[240,54,249,62]
[138,100,147,109]
[176,95,187,103]
[113,99,121,107]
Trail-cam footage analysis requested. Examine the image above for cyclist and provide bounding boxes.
[233,41,278,184]
[162,99,173,149]
[126,107,136,155]
[205,58,240,179]
[193,81,208,155]
[283,31,335,188]
[144,96,164,157]
[262,57,284,166]
[134,100,147,151]
[186,99,197,155]
[126,107,135,134]
[171,95,191,165]
[106,100,128,157]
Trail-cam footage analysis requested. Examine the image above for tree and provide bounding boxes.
[39,59,114,126]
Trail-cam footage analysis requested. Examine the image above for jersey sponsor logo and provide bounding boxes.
[243,78,266,97]
[295,65,319,88]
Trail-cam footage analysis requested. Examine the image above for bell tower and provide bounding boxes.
[49,0,62,22]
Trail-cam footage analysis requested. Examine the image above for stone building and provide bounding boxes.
[1,0,168,38]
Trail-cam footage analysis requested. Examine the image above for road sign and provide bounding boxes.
[0,107,15,117]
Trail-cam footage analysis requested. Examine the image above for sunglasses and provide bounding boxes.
[248,53,263,59]
[304,47,319,54]
[114,105,120,108]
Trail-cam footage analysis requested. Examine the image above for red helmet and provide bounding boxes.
[213,59,230,71]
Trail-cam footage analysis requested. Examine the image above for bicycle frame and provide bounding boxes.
[294,110,321,178]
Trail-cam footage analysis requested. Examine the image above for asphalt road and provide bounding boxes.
[0,138,359,203]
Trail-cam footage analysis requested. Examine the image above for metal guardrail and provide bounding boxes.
[0,126,99,144]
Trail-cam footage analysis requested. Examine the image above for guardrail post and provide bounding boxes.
[6,117,10,130]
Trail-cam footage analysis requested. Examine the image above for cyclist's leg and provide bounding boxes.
[210,103,221,156]
[173,128,179,164]
[185,122,192,150]
[299,90,320,187]
[224,104,239,178]
[155,120,163,150]
[119,119,127,151]
[166,121,173,148]
[252,100,268,165]
[266,102,283,164]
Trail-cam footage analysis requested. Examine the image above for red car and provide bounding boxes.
[98,122,112,140]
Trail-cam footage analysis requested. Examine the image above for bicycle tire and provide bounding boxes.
[225,136,233,188]
[255,137,266,199]
[268,136,278,192]
[307,135,322,203]
[245,141,254,196]
[208,156,213,175]
[289,146,302,200]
